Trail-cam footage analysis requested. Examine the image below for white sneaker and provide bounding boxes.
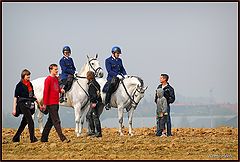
[160,133,167,137]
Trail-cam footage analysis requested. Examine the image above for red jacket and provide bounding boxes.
[43,75,61,106]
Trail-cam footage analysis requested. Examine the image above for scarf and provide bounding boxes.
[22,79,32,92]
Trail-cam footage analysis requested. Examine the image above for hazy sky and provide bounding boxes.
[2,2,238,117]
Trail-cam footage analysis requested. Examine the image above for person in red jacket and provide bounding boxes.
[40,64,70,143]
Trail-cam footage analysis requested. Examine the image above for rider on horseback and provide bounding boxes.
[104,46,127,110]
[59,46,76,103]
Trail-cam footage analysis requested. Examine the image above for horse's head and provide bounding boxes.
[86,54,104,78]
[132,84,148,107]
[124,76,148,108]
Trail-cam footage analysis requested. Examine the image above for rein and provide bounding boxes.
[76,80,90,110]
[120,78,142,109]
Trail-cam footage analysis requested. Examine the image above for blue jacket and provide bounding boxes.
[59,56,76,80]
[105,56,127,81]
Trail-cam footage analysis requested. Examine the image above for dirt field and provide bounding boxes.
[2,127,238,160]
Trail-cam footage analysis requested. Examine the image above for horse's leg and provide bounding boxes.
[117,106,124,136]
[79,105,90,135]
[128,106,134,136]
[74,104,81,137]
[37,109,44,133]
[79,110,86,136]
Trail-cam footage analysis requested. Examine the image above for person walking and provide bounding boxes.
[40,64,70,143]
[155,74,175,136]
[12,69,38,143]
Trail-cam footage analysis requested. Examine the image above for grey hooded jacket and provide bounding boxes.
[156,88,168,116]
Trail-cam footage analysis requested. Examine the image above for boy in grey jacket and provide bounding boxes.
[156,88,168,136]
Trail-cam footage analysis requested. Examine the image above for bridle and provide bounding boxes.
[74,57,103,109]
[75,58,103,79]
[87,58,103,77]
[120,79,145,108]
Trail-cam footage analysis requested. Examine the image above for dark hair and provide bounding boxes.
[161,73,169,82]
[87,71,95,81]
[21,69,31,79]
[49,64,58,72]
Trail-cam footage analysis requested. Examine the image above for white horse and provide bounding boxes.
[97,76,148,136]
[32,54,104,137]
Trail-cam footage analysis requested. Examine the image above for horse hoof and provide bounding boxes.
[76,133,80,137]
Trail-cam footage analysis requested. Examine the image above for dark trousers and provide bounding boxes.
[86,104,102,134]
[13,103,36,142]
[41,105,66,142]
[166,106,172,136]
[156,115,167,136]
[105,77,119,104]
[60,75,74,92]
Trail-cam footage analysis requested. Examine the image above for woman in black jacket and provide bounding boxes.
[86,71,103,137]
[12,69,39,143]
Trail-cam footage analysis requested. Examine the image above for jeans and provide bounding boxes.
[166,106,172,136]
[156,106,172,136]
[156,115,167,136]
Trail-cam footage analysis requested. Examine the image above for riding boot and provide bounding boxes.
[86,110,95,136]
[87,119,95,136]
[104,92,111,110]
[93,111,102,137]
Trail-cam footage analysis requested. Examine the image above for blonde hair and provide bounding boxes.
[21,69,31,79]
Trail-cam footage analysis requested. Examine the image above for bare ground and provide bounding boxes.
[2,127,238,160]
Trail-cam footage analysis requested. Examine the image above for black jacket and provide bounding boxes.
[155,83,175,105]
[14,81,35,100]
[14,81,36,117]
[88,79,102,104]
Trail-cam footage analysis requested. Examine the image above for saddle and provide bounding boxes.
[102,77,120,93]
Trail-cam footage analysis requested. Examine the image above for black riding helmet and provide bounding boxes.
[62,46,71,54]
[111,46,121,54]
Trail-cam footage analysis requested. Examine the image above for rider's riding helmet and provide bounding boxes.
[111,46,121,54]
[62,46,71,54]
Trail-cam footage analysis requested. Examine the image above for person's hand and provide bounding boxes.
[160,112,163,117]
[117,75,123,80]
[61,88,65,94]
[90,103,96,108]
[40,105,46,111]
[12,110,16,116]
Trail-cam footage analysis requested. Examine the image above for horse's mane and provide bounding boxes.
[127,75,144,87]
